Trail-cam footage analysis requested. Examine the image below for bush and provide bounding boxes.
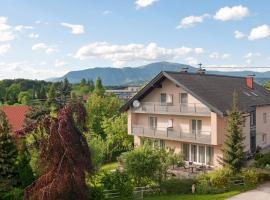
[242,168,259,185]
[160,178,196,194]
[100,170,133,197]
[255,152,270,168]
[197,168,233,187]
[121,144,169,186]
[0,188,24,200]
[88,185,104,200]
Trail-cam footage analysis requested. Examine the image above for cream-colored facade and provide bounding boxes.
[127,77,270,168]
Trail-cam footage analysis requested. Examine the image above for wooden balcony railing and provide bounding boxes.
[132,125,212,144]
[132,102,210,116]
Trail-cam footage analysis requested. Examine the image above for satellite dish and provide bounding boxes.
[133,100,140,108]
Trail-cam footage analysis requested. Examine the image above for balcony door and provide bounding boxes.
[180,93,188,112]
[192,119,202,134]
[149,116,157,130]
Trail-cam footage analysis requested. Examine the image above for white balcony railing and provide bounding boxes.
[132,125,212,144]
[132,102,210,116]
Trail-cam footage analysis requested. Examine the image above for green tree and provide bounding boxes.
[121,144,168,186]
[46,84,57,107]
[0,83,6,104]
[85,134,106,171]
[102,113,133,161]
[61,77,72,102]
[6,83,20,104]
[223,92,245,173]
[93,77,105,96]
[18,91,31,105]
[0,110,18,189]
[87,93,122,138]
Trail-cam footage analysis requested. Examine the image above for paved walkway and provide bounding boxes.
[228,182,270,200]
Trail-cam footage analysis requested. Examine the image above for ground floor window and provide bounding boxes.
[182,143,214,165]
[141,138,165,149]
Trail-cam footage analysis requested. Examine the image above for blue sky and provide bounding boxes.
[0,0,270,79]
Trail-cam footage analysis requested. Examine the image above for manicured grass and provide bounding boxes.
[100,162,118,172]
[142,191,241,200]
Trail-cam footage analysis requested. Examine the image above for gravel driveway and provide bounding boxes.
[228,182,270,200]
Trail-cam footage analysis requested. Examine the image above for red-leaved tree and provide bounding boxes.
[23,101,92,200]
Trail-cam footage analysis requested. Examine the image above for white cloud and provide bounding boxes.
[61,22,84,34]
[32,43,48,50]
[55,59,67,67]
[185,57,198,65]
[248,25,270,40]
[35,20,41,24]
[45,47,58,54]
[0,44,11,55]
[102,10,112,15]
[214,5,250,21]
[244,52,261,64]
[28,33,39,38]
[0,16,15,41]
[209,52,230,59]
[135,0,158,8]
[176,14,210,29]
[74,42,204,67]
[234,30,245,39]
[0,61,67,80]
[244,52,261,58]
[14,25,33,32]
[32,43,58,55]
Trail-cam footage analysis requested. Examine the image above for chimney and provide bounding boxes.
[246,75,254,89]
[181,67,188,73]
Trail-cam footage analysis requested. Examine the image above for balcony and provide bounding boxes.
[132,125,212,144]
[132,102,211,116]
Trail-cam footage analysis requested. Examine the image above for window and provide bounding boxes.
[180,93,188,105]
[250,112,256,126]
[191,145,197,162]
[199,146,205,164]
[263,113,267,124]
[206,146,214,165]
[160,93,166,104]
[192,120,202,134]
[149,116,157,129]
[166,94,173,104]
[182,143,189,161]
[167,119,173,128]
[262,134,267,144]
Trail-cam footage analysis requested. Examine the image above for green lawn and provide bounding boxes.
[100,162,118,172]
[143,191,240,200]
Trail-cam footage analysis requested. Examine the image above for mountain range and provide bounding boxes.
[49,62,270,85]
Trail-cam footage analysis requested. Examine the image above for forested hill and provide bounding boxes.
[49,62,270,85]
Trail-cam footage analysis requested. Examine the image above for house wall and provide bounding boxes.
[256,105,270,149]
[142,79,207,108]
[133,113,211,133]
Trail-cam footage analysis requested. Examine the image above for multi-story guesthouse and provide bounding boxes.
[120,70,270,167]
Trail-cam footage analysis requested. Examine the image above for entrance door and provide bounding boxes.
[250,135,256,153]
[191,145,197,162]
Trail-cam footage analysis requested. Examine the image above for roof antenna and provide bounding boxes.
[197,63,206,74]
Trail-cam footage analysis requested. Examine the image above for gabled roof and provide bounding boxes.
[0,105,29,133]
[120,71,270,115]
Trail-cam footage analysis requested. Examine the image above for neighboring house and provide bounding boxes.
[0,105,29,133]
[121,70,270,167]
[107,86,141,100]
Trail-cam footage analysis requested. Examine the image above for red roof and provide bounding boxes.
[0,105,29,133]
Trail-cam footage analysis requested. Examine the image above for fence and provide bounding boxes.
[104,186,160,199]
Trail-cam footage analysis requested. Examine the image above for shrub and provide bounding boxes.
[160,178,196,194]
[255,152,270,168]
[121,144,168,186]
[100,170,133,197]
[0,188,24,200]
[197,168,233,187]
[242,168,259,185]
[88,185,104,200]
